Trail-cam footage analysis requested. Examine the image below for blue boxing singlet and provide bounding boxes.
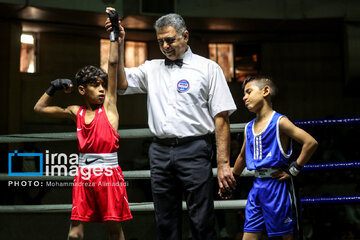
[245,111,292,170]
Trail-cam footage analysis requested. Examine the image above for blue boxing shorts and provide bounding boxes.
[244,176,293,237]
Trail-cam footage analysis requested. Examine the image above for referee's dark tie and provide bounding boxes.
[165,58,183,67]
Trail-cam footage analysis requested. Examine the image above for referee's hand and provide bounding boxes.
[217,165,236,193]
[218,188,233,200]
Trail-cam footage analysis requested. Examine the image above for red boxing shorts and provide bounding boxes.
[70,166,133,222]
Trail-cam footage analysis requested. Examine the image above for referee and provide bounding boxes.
[107,12,237,240]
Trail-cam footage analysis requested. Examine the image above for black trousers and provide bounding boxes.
[149,137,217,240]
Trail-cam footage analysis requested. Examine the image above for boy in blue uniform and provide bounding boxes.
[226,76,318,240]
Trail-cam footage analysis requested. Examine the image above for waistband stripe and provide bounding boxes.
[79,152,118,168]
[254,168,277,178]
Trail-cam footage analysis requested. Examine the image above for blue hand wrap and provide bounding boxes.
[283,161,303,177]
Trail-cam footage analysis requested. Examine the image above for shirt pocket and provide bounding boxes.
[175,78,203,106]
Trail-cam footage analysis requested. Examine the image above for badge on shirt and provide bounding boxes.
[177,79,190,93]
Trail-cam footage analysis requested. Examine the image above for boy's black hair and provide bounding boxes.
[242,75,277,97]
[75,65,108,87]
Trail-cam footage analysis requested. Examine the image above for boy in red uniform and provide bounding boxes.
[34,8,132,240]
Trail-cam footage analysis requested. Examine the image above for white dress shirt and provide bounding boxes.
[119,47,237,138]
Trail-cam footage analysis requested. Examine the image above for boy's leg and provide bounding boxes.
[68,221,84,240]
[108,221,125,240]
[281,234,292,240]
[243,185,265,236]
[242,232,262,240]
[261,179,293,238]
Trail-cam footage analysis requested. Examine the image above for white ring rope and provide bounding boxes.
[0,123,249,213]
[0,124,246,143]
[1,116,359,143]
[0,200,248,213]
[0,168,255,181]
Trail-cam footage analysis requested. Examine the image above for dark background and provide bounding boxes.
[0,0,359,239]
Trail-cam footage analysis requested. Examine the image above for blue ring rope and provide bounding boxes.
[301,196,360,204]
[294,117,360,126]
[302,161,360,171]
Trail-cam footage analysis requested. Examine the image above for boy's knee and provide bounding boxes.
[68,231,84,240]
[109,226,122,235]
[108,222,124,240]
[282,234,293,240]
[109,229,124,240]
[109,232,120,238]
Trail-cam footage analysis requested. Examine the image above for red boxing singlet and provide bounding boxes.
[76,105,119,153]
[72,105,132,222]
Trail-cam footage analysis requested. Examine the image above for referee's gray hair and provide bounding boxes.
[154,13,187,35]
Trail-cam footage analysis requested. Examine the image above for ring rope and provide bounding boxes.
[0,116,359,143]
[293,117,360,126]
[0,125,246,143]
[0,128,153,143]
[301,196,360,204]
[0,117,359,215]
[1,196,360,213]
[1,161,358,181]
[0,168,254,181]
[0,201,247,213]
[302,161,360,171]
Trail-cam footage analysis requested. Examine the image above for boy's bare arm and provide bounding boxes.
[272,117,318,181]
[34,93,78,121]
[103,8,121,132]
[232,133,246,176]
[34,78,78,121]
[280,117,318,167]
[105,7,119,103]
[105,8,128,90]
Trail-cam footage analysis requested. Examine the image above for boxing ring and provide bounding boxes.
[0,117,359,236]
